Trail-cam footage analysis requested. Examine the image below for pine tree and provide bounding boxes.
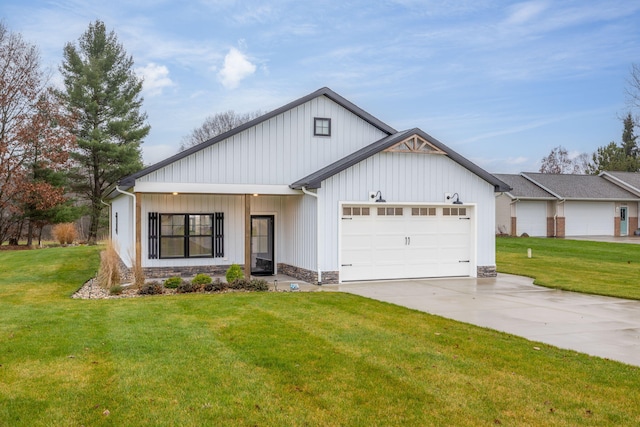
[621,113,638,158]
[59,20,149,243]
[590,114,639,173]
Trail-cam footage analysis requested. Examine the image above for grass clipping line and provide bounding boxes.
[96,241,121,290]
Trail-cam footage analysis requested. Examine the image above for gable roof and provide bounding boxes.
[290,128,511,192]
[600,171,640,196]
[118,87,397,188]
[493,174,555,199]
[521,172,639,200]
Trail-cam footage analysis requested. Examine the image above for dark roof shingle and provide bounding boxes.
[522,172,639,200]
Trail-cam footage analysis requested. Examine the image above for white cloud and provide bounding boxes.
[136,63,174,96]
[505,1,548,26]
[217,48,256,89]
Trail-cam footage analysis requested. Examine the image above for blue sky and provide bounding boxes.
[2,0,639,173]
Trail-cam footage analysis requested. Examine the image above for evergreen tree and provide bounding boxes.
[621,113,638,157]
[590,114,639,173]
[59,20,149,243]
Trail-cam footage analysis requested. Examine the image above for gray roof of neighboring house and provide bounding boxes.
[493,174,555,199]
[291,128,511,192]
[522,172,639,200]
[116,87,397,189]
[600,171,640,194]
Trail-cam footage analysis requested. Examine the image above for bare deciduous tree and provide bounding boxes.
[0,23,76,244]
[180,110,263,151]
[539,146,590,174]
[626,63,640,112]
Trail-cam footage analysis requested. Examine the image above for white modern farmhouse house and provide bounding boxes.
[107,87,510,284]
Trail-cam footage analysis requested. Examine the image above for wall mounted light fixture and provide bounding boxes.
[447,192,463,204]
[373,190,386,203]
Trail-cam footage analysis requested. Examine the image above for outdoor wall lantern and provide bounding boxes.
[447,193,463,204]
[373,190,386,203]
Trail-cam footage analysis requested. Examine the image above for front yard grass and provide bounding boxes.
[1,246,639,426]
[496,237,640,300]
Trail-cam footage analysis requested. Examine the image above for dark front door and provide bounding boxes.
[251,215,274,275]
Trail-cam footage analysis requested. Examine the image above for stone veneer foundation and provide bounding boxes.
[119,261,493,283]
[477,266,497,278]
[277,263,339,285]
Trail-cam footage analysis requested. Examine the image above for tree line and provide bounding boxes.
[0,20,148,245]
[540,66,640,174]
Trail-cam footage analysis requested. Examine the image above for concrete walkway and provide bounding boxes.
[323,274,640,367]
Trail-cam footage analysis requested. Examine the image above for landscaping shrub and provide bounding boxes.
[229,278,269,291]
[138,281,164,295]
[96,241,120,289]
[109,285,123,295]
[52,223,77,245]
[246,278,269,292]
[192,273,212,286]
[177,281,201,293]
[225,264,244,283]
[163,276,183,289]
[203,278,226,292]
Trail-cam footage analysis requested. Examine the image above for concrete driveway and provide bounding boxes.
[324,274,640,367]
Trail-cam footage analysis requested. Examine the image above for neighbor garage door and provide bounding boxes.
[340,205,473,281]
[564,201,614,236]
[516,201,547,237]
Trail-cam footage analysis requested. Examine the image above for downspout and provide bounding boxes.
[301,186,322,285]
[115,186,136,264]
[509,198,519,236]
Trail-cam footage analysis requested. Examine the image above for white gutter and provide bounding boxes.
[115,186,136,263]
[301,186,322,285]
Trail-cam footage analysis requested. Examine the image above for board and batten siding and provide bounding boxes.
[140,193,245,268]
[281,194,317,272]
[111,194,134,267]
[136,96,389,187]
[318,151,496,272]
[133,193,319,273]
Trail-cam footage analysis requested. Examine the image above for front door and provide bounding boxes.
[251,215,274,275]
[620,207,628,236]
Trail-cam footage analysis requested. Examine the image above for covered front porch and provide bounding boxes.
[110,183,326,284]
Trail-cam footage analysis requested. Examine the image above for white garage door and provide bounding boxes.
[517,201,547,237]
[340,205,473,282]
[564,202,614,236]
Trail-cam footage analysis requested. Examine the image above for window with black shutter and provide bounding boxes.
[150,212,224,259]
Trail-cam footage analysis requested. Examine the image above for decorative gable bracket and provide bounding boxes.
[384,134,447,155]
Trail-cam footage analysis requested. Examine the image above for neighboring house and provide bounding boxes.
[107,87,510,284]
[495,172,640,237]
[494,174,556,237]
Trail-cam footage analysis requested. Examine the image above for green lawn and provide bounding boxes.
[496,237,640,300]
[1,246,639,426]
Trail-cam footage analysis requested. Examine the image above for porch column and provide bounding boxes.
[135,192,142,269]
[244,194,251,279]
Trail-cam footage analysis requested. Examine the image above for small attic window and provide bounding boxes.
[314,118,331,136]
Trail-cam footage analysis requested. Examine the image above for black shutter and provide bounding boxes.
[148,212,159,259]
[214,212,224,257]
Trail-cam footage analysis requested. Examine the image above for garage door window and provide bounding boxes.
[343,206,370,216]
[412,207,436,216]
[443,207,467,216]
[378,207,403,216]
